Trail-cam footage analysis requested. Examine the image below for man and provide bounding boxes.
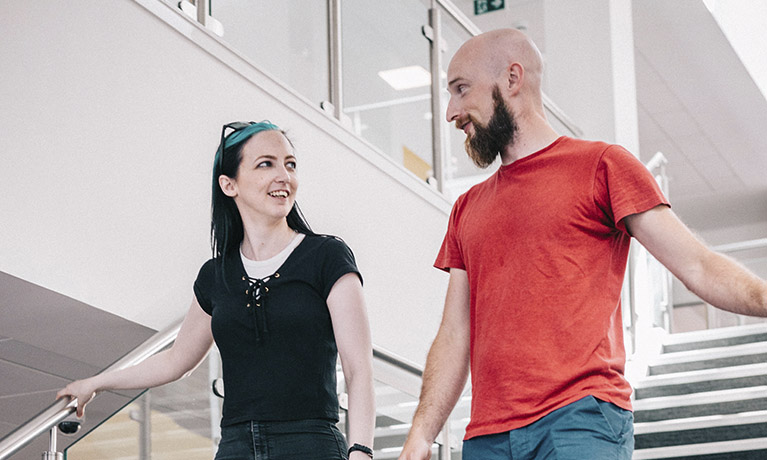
[398,29,767,460]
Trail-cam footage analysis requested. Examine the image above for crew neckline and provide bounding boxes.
[499,136,567,171]
[240,232,305,267]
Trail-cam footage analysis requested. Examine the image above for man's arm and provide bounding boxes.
[399,268,471,460]
[624,205,767,316]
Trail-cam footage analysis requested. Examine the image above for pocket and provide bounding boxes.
[590,396,633,442]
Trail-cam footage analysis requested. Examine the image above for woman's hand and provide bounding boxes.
[56,377,99,418]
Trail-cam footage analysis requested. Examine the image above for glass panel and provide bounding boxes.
[438,8,498,202]
[65,352,221,459]
[342,0,433,181]
[672,244,767,332]
[210,0,329,104]
[368,377,447,460]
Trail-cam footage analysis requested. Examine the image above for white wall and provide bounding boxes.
[0,0,451,365]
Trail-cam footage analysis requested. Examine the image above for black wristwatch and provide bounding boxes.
[348,443,373,458]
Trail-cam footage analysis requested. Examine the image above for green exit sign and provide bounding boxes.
[474,0,504,15]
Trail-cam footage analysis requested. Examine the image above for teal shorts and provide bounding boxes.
[462,396,634,460]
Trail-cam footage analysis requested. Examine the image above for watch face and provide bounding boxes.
[212,378,225,398]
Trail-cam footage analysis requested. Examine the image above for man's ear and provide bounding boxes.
[218,175,238,198]
[507,62,524,96]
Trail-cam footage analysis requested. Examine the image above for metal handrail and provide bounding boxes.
[373,345,424,377]
[371,345,452,459]
[0,319,182,460]
[713,238,767,254]
[0,323,445,460]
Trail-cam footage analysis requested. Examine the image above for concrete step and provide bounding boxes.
[634,410,767,449]
[647,342,767,376]
[633,386,767,423]
[633,363,767,399]
[662,323,767,354]
[633,437,767,459]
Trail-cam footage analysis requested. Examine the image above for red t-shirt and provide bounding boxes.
[435,136,668,440]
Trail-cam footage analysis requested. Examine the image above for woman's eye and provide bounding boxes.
[286,161,297,169]
[257,161,272,168]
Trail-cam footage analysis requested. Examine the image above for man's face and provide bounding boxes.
[462,86,519,168]
[446,47,518,168]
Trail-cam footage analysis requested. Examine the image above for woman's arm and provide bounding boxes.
[56,296,214,417]
[327,273,375,459]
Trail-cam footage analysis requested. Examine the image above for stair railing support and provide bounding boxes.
[41,427,62,460]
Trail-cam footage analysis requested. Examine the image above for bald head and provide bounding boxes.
[449,28,544,97]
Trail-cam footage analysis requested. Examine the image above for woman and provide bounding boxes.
[58,121,376,459]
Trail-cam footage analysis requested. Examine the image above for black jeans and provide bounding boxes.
[215,419,348,460]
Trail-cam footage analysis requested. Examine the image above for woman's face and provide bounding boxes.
[219,130,298,223]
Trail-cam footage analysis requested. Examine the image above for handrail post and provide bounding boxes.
[427,3,445,192]
[196,0,208,27]
[41,427,62,460]
[437,419,451,460]
[327,0,343,121]
[0,320,182,460]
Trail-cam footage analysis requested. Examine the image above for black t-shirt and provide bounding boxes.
[193,234,362,426]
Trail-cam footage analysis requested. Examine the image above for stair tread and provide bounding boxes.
[663,323,767,346]
[634,385,767,411]
[649,341,767,366]
[633,436,767,459]
[634,362,767,388]
[635,410,767,434]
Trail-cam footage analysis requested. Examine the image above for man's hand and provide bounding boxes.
[398,436,433,460]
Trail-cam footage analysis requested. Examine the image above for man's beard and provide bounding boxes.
[464,86,519,168]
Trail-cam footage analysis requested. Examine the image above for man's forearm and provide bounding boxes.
[407,331,470,444]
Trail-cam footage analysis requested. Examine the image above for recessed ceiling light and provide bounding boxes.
[378,65,432,90]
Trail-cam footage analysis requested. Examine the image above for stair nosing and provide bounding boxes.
[632,362,767,388]
[633,385,767,411]
[633,436,767,459]
[648,341,767,366]
[634,409,767,434]
[663,323,767,346]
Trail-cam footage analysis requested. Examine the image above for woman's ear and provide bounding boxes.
[218,175,238,198]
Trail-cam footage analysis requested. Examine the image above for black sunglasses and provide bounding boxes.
[217,121,256,171]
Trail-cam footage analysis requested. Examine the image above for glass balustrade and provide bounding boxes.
[342,0,434,184]
[181,0,582,202]
[61,350,470,459]
[672,241,767,332]
[65,352,221,459]
[209,0,330,105]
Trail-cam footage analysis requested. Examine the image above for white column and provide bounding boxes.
[542,0,640,157]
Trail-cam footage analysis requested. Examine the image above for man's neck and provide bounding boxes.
[500,121,560,165]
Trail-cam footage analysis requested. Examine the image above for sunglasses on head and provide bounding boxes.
[217,121,257,171]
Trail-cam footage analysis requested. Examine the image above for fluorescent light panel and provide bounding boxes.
[378,65,432,90]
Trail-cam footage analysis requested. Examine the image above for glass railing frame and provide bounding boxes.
[0,319,458,459]
[0,321,181,460]
[195,0,583,197]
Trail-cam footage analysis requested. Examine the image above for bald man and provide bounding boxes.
[398,29,767,460]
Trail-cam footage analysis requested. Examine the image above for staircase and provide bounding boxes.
[632,323,767,459]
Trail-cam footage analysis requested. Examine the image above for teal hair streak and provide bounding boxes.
[215,120,281,166]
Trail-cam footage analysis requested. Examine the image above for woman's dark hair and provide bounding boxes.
[211,121,313,261]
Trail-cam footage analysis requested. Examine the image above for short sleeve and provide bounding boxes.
[434,196,467,272]
[320,236,362,299]
[193,259,216,315]
[594,145,670,233]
